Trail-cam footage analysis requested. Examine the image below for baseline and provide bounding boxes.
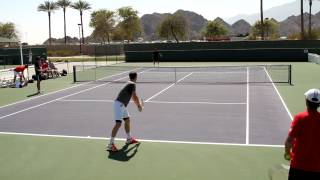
[0,131,283,148]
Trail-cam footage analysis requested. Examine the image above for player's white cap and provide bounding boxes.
[304,88,320,103]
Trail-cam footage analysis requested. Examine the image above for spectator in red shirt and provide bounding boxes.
[285,88,320,180]
[13,64,28,84]
[41,58,48,72]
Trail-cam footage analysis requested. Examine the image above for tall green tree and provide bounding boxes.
[71,0,91,44]
[111,26,124,41]
[56,0,71,44]
[90,9,115,44]
[158,14,188,43]
[263,19,279,39]
[260,0,264,40]
[0,22,18,39]
[38,1,59,45]
[202,20,228,38]
[251,19,279,40]
[117,7,141,41]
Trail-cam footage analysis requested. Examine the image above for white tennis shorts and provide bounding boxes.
[113,100,130,121]
[14,71,22,77]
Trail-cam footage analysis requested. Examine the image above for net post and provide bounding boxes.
[73,65,77,83]
[289,64,292,85]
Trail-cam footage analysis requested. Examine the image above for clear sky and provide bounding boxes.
[0,0,295,44]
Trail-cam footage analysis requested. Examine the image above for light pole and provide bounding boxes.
[19,41,24,65]
[78,23,82,54]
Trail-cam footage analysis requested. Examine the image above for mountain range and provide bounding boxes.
[141,10,320,40]
[141,0,320,40]
[45,0,320,44]
[227,0,320,24]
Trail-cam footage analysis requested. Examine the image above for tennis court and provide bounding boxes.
[0,63,293,180]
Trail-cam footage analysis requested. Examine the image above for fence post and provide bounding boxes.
[105,45,108,65]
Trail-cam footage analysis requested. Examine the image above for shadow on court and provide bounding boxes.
[27,92,41,97]
[108,143,140,162]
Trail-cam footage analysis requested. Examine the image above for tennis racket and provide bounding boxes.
[268,164,289,180]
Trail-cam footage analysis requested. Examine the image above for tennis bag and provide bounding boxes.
[61,69,68,76]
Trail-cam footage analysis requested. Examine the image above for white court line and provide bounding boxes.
[264,68,293,120]
[147,100,246,105]
[142,71,246,74]
[0,68,137,110]
[246,67,250,145]
[145,84,175,102]
[58,99,114,103]
[57,99,246,105]
[0,83,116,120]
[0,131,284,148]
[145,72,193,102]
[0,68,150,120]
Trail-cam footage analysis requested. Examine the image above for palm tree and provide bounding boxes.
[308,0,312,38]
[300,0,305,39]
[307,0,320,38]
[38,1,59,45]
[260,0,264,40]
[71,0,91,44]
[56,0,71,44]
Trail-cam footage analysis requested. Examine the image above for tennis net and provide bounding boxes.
[72,64,292,85]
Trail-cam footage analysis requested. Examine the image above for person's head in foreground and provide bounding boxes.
[129,72,137,82]
[305,88,320,111]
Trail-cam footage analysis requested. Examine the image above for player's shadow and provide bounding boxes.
[108,143,140,162]
[27,92,40,97]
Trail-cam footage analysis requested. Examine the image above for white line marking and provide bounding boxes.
[264,68,293,120]
[0,84,83,109]
[0,68,150,120]
[177,72,194,83]
[143,71,246,74]
[0,68,137,110]
[148,101,246,105]
[145,72,193,102]
[0,131,284,148]
[58,99,115,102]
[57,99,246,105]
[145,84,175,102]
[246,67,250,145]
[0,83,112,120]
